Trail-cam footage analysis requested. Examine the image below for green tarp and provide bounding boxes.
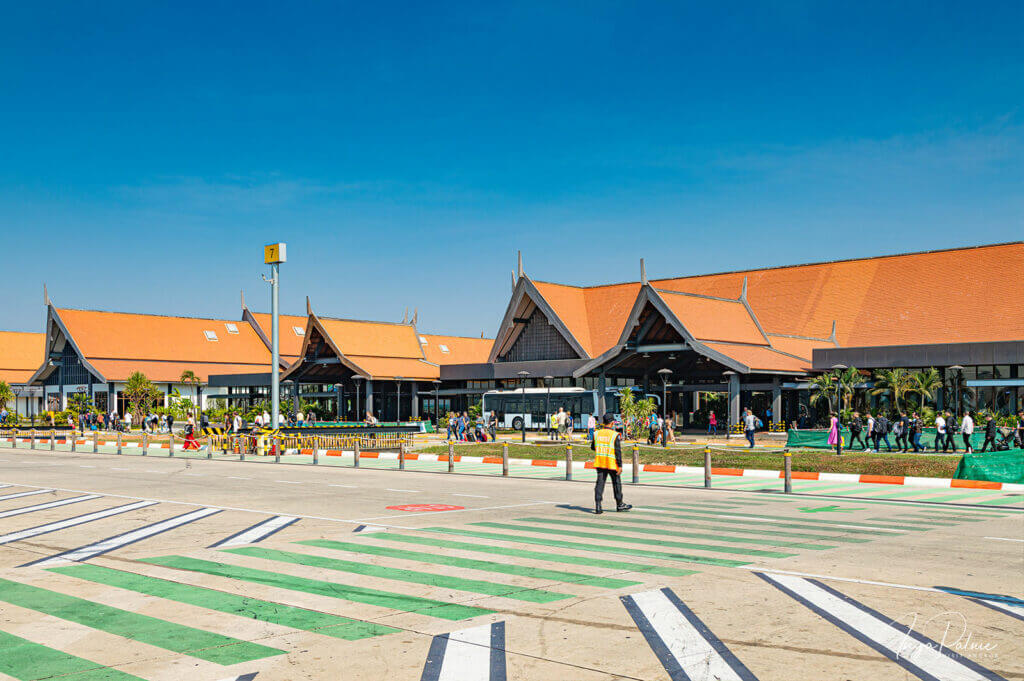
[787,428,988,450]
[954,450,1024,484]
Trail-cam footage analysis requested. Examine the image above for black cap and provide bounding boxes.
[602,413,615,425]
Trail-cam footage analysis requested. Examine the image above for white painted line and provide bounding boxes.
[985,536,1024,543]
[761,574,1001,681]
[0,494,101,520]
[275,480,303,485]
[976,598,1024,621]
[0,489,53,502]
[713,513,906,533]
[110,468,129,471]
[227,476,251,480]
[356,501,558,522]
[210,515,299,548]
[453,494,489,499]
[27,506,221,567]
[386,488,420,493]
[0,500,157,545]
[78,465,95,468]
[328,484,357,488]
[420,622,505,681]
[622,588,755,681]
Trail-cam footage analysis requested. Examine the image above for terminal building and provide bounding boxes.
[2,242,1021,425]
[0,331,45,417]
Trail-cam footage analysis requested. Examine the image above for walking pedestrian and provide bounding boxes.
[980,415,998,452]
[849,412,866,450]
[865,413,876,452]
[587,413,596,442]
[827,412,839,449]
[933,412,946,452]
[708,411,718,436]
[488,410,497,442]
[590,413,631,515]
[895,412,910,452]
[874,413,892,452]
[743,408,757,448]
[910,412,924,452]
[943,411,958,453]
[960,412,974,453]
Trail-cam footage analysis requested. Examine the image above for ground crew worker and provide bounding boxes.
[590,413,632,515]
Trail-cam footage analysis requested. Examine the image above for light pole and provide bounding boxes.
[518,370,530,442]
[658,368,672,447]
[949,365,964,417]
[722,370,736,440]
[262,242,286,430]
[432,379,441,428]
[395,377,403,423]
[831,364,847,456]
[334,383,343,422]
[352,375,363,422]
[544,375,553,440]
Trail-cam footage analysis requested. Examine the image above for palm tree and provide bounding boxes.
[180,370,201,418]
[910,368,943,410]
[0,380,14,413]
[871,368,913,412]
[834,366,861,413]
[809,373,837,414]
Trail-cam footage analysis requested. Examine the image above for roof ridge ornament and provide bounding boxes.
[640,258,647,285]
[829,320,838,345]
[44,283,50,306]
[402,307,408,324]
[306,296,313,316]
[412,308,418,326]
[240,289,246,310]
[740,276,748,301]
[517,250,524,278]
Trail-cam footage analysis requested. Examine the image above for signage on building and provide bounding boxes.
[264,242,287,264]
[12,386,42,397]
[75,385,87,393]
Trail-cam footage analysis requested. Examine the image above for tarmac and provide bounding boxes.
[0,443,1020,680]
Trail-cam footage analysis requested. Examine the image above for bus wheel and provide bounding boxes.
[511,416,524,431]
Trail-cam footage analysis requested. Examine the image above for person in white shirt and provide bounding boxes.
[254,413,263,428]
[587,413,597,442]
[278,412,285,426]
[296,411,304,426]
[124,412,132,431]
[743,408,757,448]
[232,413,242,433]
[865,415,875,451]
[263,410,270,425]
[960,413,974,453]
[933,414,946,453]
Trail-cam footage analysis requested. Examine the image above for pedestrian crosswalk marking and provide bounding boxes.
[0,577,284,664]
[209,515,299,548]
[297,539,642,588]
[420,621,506,681]
[1,500,158,547]
[24,507,220,567]
[223,546,573,603]
[0,494,101,519]
[427,527,750,567]
[470,521,797,559]
[0,628,146,681]
[140,555,495,620]
[48,563,401,640]
[758,573,1006,681]
[374,533,699,577]
[0,488,53,502]
[622,587,758,681]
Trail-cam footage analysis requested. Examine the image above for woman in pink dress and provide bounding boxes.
[827,412,839,446]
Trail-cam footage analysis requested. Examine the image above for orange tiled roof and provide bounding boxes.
[249,312,309,362]
[419,334,493,365]
[701,342,812,373]
[318,318,424,359]
[656,290,768,346]
[0,331,45,384]
[88,359,272,384]
[343,356,440,381]
[57,308,272,366]
[530,280,641,357]
[653,242,1024,347]
[766,334,834,360]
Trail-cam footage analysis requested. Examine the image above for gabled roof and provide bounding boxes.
[655,289,769,346]
[528,280,641,357]
[0,331,45,385]
[248,312,309,363]
[419,334,493,365]
[700,342,812,374]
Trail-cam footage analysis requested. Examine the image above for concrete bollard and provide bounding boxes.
[168,434,175,457]
[502,442,509,476]
[205,437,212,459]
[312,438,319,465]
[274,437,281,463]
[783,448,792,494]
[448,440,455,473]
[399,442,406,470]
[564,444,573,481]
[31,430,36,450]
[703,446,712,488]
[93,431,98,453]
[354,439,360,467]
[240,436,246,461]
[142,432,148,455]
[71,431,76,452]
[11,429,17,449]
[117,431,122,455]
[632,444,640,484]
[50,429,55,451]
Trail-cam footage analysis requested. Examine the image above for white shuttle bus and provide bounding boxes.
[481,387,660,431]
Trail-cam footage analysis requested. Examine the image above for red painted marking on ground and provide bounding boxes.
[531,459,557,467]
[643,464,675,473]
[859,474,904,485]
[710,467,744,476]
[951,478,1001,490]
[385,504,465,512]
[481,456,503,464]
[781,470,820,480]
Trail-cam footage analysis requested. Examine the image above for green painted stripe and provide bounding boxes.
[0,629,146,681]
[427,527,749,567]
[632,509,896,536]
[891,512,985,522]
[0,578,282,665]
[141,555,492,621]
[512,516,835,550]
[659,504,927,531]
[470,522,795,558]
[793,483,871,493]
[862,516,956,527]
[531,512,870,543]
[224,546,571,603]
[374,533,699,577]
[857,487,960,500]
[976,494,1024,506]
[296,539,640,589]
[48,564,398,641]
[901,493,1008,504]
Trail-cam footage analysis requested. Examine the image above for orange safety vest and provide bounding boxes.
[593,428,619,471]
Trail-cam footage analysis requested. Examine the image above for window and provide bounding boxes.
[225,323,239,334]
[293,326,305,336]
[439,344,449,353]
[203,330,218,341]
[419,336,428,345]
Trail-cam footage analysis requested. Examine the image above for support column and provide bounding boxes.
[729,373,741,426]
[365,380,374,417]
[410,383,419,419]
[597,373,607,415]
[772,377,782,426]
[936,368,945,411]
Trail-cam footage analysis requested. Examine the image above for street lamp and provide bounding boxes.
[352,375,363,422]
[722,370,737,440]
[395,377,403,423]
[334,383,343,422]
[517,370,530,442]
[658,368,672,447]
[432,379,441,429]
[831,364,848,456]
[949,365,964,417]
[544,375,553,440]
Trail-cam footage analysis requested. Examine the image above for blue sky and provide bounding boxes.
[2,1,1021,336]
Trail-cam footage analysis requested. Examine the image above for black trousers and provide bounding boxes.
[849,431,865,449]
[934,433,945,452]
[595,468,623,506]
[895,433,908,451]
[945,433,957,452]
[963,434,972,451]
[980,436,996,452]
